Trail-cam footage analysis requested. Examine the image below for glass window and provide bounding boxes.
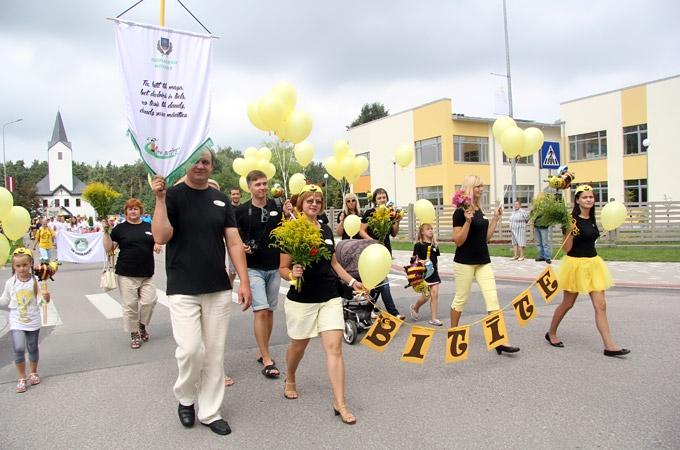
[43,199,48,207]
[76,198,81,207]
[355,152,370,176]
[58,152,62,160]
[503,185,534,206]
[454,184,490,209]
[54,199,60,207]
[416,185,444,206]
[590,181,608,205]
[624,179,647,204]
[623,124,647,155]
[502,153,534,165]
[415,137,442,167]
[569,131,607,160]
[454,136,488,163]
[64,199,70,207]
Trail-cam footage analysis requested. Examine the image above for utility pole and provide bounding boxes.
[502,0,517,205]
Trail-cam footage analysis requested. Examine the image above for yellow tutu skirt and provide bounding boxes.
[558,255,613,294]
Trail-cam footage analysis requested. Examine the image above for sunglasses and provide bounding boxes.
[305,199,323,205]
[346,199,357,203]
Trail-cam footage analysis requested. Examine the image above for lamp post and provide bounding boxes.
[323,173,329,209]
[2,118,23,188]
[392,159,397,205]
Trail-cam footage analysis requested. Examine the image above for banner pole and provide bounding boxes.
[160,0,165,26]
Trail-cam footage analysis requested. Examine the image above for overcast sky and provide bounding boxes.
[1,0,678,166]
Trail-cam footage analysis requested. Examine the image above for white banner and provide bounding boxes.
[56,231,106,264]
[113,19,214,184]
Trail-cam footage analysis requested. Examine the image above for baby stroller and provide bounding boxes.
[335,239,378,345]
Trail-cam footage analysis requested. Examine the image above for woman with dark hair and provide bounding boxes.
[335,192,361,239]
[358,187,404,319]
[545,185,630,357]
[103,198,161,349]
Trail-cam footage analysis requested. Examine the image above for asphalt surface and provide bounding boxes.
[0,253,678,449]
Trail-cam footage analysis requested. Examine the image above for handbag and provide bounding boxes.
[100,254,117,292]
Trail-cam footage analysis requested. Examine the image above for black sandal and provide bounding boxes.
[262,364,280,378]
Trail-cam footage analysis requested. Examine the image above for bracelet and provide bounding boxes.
[348,278,357,287]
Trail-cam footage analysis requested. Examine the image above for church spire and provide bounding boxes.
[49,111,71,149]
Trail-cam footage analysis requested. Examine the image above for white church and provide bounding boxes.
[35,112,96,219]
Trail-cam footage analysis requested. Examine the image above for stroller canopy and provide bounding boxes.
[335,239,378,280]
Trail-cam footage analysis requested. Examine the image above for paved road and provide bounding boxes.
[0,254,678,449]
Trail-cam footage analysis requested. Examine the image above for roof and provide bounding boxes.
[35,175,87,196]
[451,113,560,129]
[48,111,71,150]
[561,73,680,105]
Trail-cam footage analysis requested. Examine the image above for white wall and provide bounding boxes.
[647,77,680,202]
[48,142,73,192]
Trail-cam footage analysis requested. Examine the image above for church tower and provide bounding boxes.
[47,111,74,192]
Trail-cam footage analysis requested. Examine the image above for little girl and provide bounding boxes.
[409,224,442,326]
[0,248,50,393]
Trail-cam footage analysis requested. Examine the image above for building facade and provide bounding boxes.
[35,112,96,219]
[347,98,561,209]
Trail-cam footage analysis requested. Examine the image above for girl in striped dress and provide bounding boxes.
[509,200,528,260]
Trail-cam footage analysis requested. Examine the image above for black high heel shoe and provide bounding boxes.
[545,332,564,348]
[495,344,520,354]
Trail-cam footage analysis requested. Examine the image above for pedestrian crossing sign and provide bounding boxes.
[540,142,560,169]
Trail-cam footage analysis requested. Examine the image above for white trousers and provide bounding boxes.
[168,291,231,424]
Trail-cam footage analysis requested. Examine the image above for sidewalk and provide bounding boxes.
[390,250,680,290]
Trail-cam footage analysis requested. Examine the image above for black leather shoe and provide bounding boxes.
[535,257,545,262]
[546,259,552,264]
[604,348,630,357]
[178,403,195,428]
[495,344,520,354]
[545,332,564,348]
[202,419,232,435]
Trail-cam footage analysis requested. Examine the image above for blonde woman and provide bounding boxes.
[335,193,362,240]
[450,175,519,354]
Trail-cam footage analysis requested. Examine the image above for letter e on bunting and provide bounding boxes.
[445,326,470,363]
[361,312,403,352]
[401,326,435,364]
[511,289,536,327]
[483,311,509,351]
[535,265,560,304]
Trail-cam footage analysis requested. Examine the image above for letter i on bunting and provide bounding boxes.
[361,312,403,352]
[511,289,536,327]
[483,311,509,351]
[445,326,470,363]
[535,265,560,304]
[401,326,435,364]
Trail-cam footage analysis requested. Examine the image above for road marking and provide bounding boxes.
[156,289,169,308]
[85,293,123,319]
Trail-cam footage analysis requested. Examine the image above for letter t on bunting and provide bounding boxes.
[511,289,536,327]
[445,326,470,363]
[401,326,435,364]
[483,311,509,351]
[535,266,560,304]
[361,312,403,352]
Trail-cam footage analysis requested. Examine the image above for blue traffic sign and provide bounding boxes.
[540,141,560,169]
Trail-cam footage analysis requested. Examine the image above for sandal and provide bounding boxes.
[262,364,280,378]
[139,323,149,342]
[333,403,357,425]
[16,379,27,393]
[224,376,235,387]
[130,332,141,349]
[428,319,443,326]
[28,373,41,386]
[283,379,298,400]
[409,304,420,321]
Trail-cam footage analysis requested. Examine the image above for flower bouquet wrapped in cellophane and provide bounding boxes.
[529,193,570,231]
[269,212,332,291]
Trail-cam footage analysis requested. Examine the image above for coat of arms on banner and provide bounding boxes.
[157,37,172,55]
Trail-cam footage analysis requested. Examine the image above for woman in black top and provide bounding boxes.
[335,193,361,240]
[278,185,363,425]
[546,185,630,357]
[450,175,519,354]
[103,198,160,349]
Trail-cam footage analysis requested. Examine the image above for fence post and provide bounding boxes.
[408,203,415,240]
[651,203,657,241]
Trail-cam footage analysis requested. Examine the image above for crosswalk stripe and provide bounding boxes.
[156,288,169,308]
[85,293,123,319]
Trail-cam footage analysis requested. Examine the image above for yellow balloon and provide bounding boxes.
[232,157,247,176]
[338,156,354,181]
[353,156,369,178]
[289,173,306,195]
[325,156,342,181]
[414,199,435,224]
[258,147,272,162]
[239,176,249,192]
[333,140,351,160]
[345,172,360,184]
[520,127,544,157]
[358,244,392,289]
[271,81,297,116]
[343,214,361,238]
[601,201,627,231]
[247,101,268,131]
[244,147,258,160]
[293,141,314,167]
[2,206,31,241]
[264,163,276,180]
[284,109,313,144]
[394,143,414,167]
[500,126,525,158]
[492,116,517,139]
[0,187,14,222]
[258,95,285,131]
[0,234,9,265]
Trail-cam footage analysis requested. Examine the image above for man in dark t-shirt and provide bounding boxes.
[152,150,252,436]
[235,170,282,379]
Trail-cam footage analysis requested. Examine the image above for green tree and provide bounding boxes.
[82,182,121,218]
[347,102,389,129]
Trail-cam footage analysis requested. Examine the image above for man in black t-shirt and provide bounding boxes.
[235,170,282,379]
[152,150,252,436]
[229,187,241,208]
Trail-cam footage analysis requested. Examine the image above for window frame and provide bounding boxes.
[415,136,442,167]
[624,178,648,204]
[569,130,608,161]
[453,135,489,164]
[416,185,444,206]
[623,124,648,155]
[503,185,535,206]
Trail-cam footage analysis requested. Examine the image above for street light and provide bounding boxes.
[323,173,329,209]
[2,118,23,188]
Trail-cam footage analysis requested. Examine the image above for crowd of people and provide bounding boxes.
[1,149,630,436]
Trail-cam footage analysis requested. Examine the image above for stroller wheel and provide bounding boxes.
[343,320,358,345]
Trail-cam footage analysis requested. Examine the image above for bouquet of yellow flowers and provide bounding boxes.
[367,204,394,243]
[270,212,332,291]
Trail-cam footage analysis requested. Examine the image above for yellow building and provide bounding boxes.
[347,98,561,208]
[560,74,680,204]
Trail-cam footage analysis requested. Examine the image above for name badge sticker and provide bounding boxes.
[270,211,279,216]
[213,200,226,207]
[324,239,334,245]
